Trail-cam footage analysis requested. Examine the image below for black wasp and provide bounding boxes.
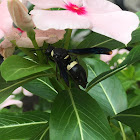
[45,46,112,88]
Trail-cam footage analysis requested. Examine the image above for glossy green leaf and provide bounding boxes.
[85,58,127,115]
[0,111,49,140]
[87,45,140,90]
[129,27,140,44]
[23,77,58,102]
[0,72,49,104]
[1,55,51,81]
[77,32,124,50]
[30,126,49,140]
[128,95,140,108]
[136,11,140,19]
[113,105,140,132]
[50,88,115,140]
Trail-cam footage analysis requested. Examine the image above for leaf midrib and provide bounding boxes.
[88,65,117,114]
[0,121,48,129]
[92,39,113,48]
[115,114,140,118]
[0,73,49,93]
[68,89,84,140]
[37,78,58,94]
[87,65,126,139]
[6,65,41,80]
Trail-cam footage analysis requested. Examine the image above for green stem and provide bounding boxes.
[11,40,38,62]
[85,86,91,93]
[119,122,126,140]
[19,47,38,61]
[64,29,72,50]
[27,29,44,63]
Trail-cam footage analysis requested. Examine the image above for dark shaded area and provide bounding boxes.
[114,0,128,10]
[22,95,39,112]
[0,54,3,64]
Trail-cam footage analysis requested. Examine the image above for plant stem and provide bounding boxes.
[19,47,38,61]
[11,40,38,61]
[119,122,126,140]
[27,29,44,63]
[64,29,72,50]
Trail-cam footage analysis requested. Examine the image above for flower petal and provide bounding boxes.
[13,87,23,94]
[0,0,13,35]
[90,11,139,44]
[17,29,66,47]
[28,0,65,9]
[30,10,90,30]
[0,30,4,39]
[0,95,23,110]
[83,0,121,13]
[63,0,83,6]
[23,88,33,96]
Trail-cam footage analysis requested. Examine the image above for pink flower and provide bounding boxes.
[16,29,66,48]
[100,49,129,62]
[29,0,139,44]
[0,0,13,38]
[0,86,33,110]
[0,0,21,59]
[0,95,23,110]
[13,87,33,97]
[7,0,34,31]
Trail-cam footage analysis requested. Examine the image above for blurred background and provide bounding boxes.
[109,0,140,12]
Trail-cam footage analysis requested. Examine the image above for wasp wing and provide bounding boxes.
[56,61,69,86]
[68,47,112,55]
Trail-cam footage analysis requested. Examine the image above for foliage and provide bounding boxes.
[0,3,140,140]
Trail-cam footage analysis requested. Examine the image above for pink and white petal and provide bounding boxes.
[13,87,23,95]
[22,0,28,6]
[63,0,83,7]
[30,10,91,30]
[2,46,15,59]
[33,29,65,39]
[35,29,66,43]
[83,0,121,14]
[0,30,4,39]
[118,49,129,54]
[0,95,23,110]
[4,27,21,41]
[0,39,13,49]
[0,0,13,34]
[28,0,65,9]
[23,88,33,96]
[100,49,118,62]
[89,11,139,44]
[16,37,37,48]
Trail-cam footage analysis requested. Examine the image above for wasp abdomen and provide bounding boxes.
[67,61,87,88]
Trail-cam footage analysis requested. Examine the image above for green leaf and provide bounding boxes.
[128,95,140,108]
[1,55,51,81]
[136,11,140,20]
[0,111,49,140]
[77,32,124,50]
[0,72,50,104]
[129,27,140,44]
[87,45,140,90]
[85,58,127,116]
[23,77,57,102]
[50,88,115,140]
[30,126,49,140]
[113,105,140,132]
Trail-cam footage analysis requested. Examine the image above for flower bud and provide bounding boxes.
[7,0,34,31]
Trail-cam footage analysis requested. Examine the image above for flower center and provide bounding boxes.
[65,3,87,15]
